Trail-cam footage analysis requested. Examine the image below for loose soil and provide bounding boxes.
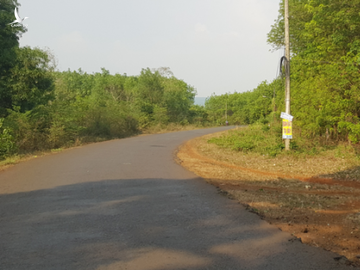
[176,129,360,267]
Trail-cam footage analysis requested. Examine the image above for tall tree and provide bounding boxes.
[7,47,55,113]
[0,0,27,115]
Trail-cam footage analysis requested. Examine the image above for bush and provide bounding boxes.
[0,119,15,158]
[4,108,50,152]
[232,140,255,152]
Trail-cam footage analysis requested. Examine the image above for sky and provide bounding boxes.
[18,0,283,97]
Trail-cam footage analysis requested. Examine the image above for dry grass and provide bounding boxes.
[0,151,54,172]
[141,123,212,134]
[198,128,360,180]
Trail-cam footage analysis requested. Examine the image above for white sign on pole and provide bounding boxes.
[280,112,294,121]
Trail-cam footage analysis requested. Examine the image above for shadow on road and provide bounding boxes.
[0,178,350,270]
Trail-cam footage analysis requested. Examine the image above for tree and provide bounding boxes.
[268,0,360,142]
[7,46,55,113]
[0,0,28,116]
[137,68,164,105]
[162,77,196,122]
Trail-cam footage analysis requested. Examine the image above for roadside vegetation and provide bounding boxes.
[0,59,210,162]
[205,0,360,156]
[0,1,211,164]
[206,126,360,179]
[208,122,360,165]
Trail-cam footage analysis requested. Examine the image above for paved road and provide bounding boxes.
[0,127,354,270]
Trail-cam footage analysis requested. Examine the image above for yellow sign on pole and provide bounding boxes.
[282,119,292,139]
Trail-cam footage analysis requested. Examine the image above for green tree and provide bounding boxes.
[0,0,28,116]
[268,0,360,142]
[7,46,55,113]
[162,77,196,122]
[137,68,164,105]
[205,79,282,125]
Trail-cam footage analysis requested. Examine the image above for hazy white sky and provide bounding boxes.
[19,0,283,97]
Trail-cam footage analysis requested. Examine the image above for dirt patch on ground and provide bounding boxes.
[176,131,360,267]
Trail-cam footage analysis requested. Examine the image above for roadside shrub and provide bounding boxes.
[264,143,284,157]
[261,125,270,132]
[232,140,255,152]
[4,108,51,152]
[48,121,66,148]
[0,119,15,158]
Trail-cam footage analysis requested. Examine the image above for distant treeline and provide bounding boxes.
[205,79,283,126]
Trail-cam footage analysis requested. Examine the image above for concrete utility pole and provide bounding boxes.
[284,0,291,151]
[225,100,227,121]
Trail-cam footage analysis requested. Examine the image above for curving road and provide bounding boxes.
[0,127,354,270]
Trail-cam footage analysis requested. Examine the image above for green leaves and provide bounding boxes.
[0,0,29,116]
[0,0,200,157]
[205,79,282,125]
[267,0,360,143]
[8,47,55,113]
[0,118,15,157]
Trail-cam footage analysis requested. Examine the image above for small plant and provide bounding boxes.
[0,119,16,158]
[264,143,284,157]
[232,140,255,152]
[209,123,287,156]
[207,122,353,159]
[262,125,270,132]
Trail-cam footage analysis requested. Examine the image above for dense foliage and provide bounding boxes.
[0,1,206,159]
[268,0,360,143]
[208,0,360,146]
[0,0,203,158]
[0,62,203,156]
[0,0,27,116]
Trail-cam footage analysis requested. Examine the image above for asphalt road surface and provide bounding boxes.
[0,127,355,270]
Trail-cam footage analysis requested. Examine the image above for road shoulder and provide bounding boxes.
[176,131,360,267]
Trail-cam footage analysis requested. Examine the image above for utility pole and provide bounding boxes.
[273,94,276,122]
[284,0,291,151]
[225,100,227,121]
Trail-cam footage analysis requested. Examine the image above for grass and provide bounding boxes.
[208,122,360,159]
[208,123,284,156]
[141,122,214,134]
[202,123,360,179]
[0,153,43,171]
